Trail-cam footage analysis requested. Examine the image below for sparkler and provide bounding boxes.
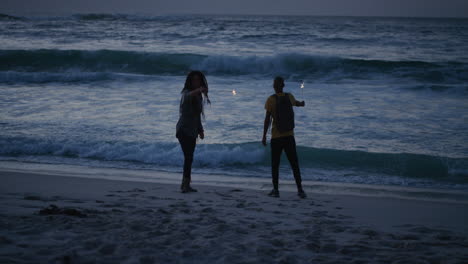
[300,80,304,98]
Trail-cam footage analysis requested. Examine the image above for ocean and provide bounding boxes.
[1,13,467,191]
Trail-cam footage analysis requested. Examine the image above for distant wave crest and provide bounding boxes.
[1,49,467,85]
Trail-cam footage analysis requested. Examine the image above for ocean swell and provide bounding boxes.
[1,49,467,84]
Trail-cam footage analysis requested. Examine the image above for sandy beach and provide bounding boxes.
[1,168,467,264]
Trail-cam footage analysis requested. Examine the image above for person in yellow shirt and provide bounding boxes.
[262,76,306,198]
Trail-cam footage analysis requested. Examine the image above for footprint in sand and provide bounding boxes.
[201,207,215,213]
[0,236,13,245]
[236,202,245,208]
[98,244,116,255]
[111,188,146,193]
[361,229,379,239]
[331,226,346,233]
[23,195,44,201]
[100,202,124,208]
[406,226,434,234]
[246,207,264,212]
[306,241,321,252]
[215,192,233,199]
[320,243,338,253]
[338,244,371,255]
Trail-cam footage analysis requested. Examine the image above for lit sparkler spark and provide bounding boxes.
[300,81,304,98]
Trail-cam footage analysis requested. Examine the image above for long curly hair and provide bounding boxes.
[181,71,211,117]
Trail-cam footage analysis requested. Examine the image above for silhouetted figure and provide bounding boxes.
[262,76,306,198]
[176,71,210,193]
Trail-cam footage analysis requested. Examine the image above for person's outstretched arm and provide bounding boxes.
[289,94,304,107]
[262,111,271,146]
[295,100,305,107]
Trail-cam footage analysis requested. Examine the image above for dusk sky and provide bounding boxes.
[2,0,468,17]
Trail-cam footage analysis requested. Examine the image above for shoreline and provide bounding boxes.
[1,160,468,204]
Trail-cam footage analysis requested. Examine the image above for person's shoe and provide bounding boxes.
[268,189,280,198]
[298,190,307,199]
[181,185,197,193]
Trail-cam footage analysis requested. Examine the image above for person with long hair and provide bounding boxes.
[176,71,211,193]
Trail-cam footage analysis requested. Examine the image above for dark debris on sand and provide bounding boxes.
[38,204,87,218]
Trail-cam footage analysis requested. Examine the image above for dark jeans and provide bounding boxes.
[271,136,303,191]
[177,135,197,185]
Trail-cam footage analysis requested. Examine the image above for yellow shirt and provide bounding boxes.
[264,92,296,139]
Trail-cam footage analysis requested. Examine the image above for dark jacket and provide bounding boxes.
[176,90,203,138]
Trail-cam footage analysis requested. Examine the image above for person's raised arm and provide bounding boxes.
[262,111,271,146]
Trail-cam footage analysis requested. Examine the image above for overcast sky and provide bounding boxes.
[2,0,468,17]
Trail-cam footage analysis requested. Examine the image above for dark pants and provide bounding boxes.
[271,136,303,191]
[177,135,197,186]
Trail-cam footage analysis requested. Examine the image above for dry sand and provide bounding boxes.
[1,169,467,264]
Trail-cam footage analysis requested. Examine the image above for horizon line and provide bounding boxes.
[2,11,468,20]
